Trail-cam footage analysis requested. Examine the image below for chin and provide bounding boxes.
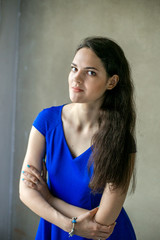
[69,94,82,103]
[70,97,86,104]
[70,99,85,103]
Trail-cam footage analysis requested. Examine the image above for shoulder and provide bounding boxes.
[41,105,64,120]
[33,104,65,136]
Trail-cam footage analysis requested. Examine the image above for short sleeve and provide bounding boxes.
[32,105,63,137]
[33,109,47,136]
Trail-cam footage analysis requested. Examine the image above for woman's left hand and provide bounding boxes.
[22,162,52,203]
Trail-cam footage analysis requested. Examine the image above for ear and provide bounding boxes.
[106,75,119,90]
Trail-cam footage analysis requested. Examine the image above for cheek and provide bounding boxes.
[91,81,107,93]
[68,72,72,85]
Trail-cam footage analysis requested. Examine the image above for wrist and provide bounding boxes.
[68,217,77,237]
[64,217,73,233]
[46,192,53,204]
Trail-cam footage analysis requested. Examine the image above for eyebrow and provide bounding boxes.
[71,63,99,71]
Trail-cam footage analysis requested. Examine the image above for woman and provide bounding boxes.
[19,36,137,240]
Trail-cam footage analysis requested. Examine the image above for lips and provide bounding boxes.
[72,87,84,92]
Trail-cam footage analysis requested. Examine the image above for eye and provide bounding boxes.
[71,66,77,72]
[88,71,96,76]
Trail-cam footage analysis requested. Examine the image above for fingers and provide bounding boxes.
[21,164,42,186]
[93,219,116,234]
[22,178,37,189]
[22,171,39,184]
[24,161,47,183]
[21,162,48,190]
[106,222,116,234]
[27,165,42,181]
[89,220,115,240]
[76,210,115,239]
[97,224,114,234]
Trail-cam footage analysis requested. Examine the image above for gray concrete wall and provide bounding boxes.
[0,0,19,239]
[0,0,159,239]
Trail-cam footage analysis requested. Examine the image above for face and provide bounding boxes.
[68,47,109,104]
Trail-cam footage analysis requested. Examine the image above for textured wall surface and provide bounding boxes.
[0,0,19,239]
[0,0,159,239]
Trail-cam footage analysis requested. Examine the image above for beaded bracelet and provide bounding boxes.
[68,217,77,237]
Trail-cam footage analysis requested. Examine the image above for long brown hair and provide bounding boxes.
[76,37,136,193]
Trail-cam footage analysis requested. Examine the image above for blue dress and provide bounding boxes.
[33,105,136,240]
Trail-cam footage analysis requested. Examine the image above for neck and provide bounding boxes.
[71,102,101,130]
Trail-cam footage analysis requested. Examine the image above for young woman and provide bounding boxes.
[19,37,137,240]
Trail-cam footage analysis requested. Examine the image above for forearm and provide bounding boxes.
[21,161,88,220]
[95,203,121,226]
[19,185,72,232]
[94,185,126,226]
[20,174,116,239]
[48,194,88,218]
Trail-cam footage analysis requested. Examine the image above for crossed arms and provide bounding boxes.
[19,126,135,239]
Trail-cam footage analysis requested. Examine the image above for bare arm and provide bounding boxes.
[95,153,136,225]
[95,185,126,225]
[23,153,135,226]
[19,126,71,232]
[20,127,113,239]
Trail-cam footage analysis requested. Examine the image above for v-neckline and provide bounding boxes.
[60,105,92,160]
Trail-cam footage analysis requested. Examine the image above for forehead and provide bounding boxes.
[73,48,104,69]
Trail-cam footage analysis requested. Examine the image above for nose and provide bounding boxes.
[73,70,83,84]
